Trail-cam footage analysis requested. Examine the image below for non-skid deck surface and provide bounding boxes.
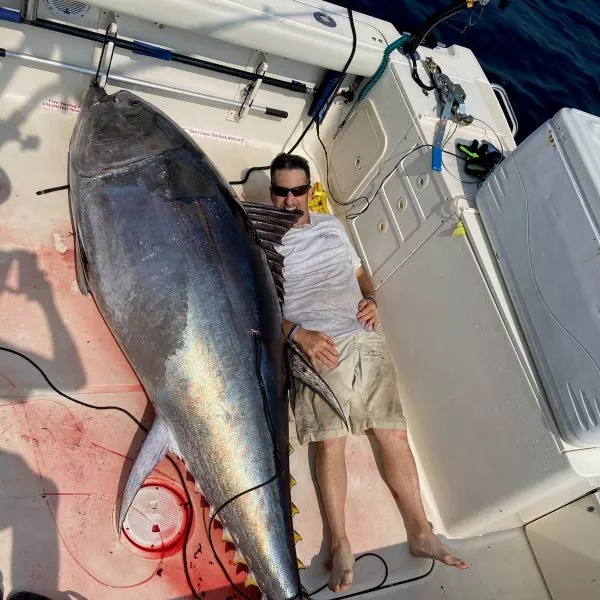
[0,99,430,599]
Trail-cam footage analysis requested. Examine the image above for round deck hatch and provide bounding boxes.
[122,484,187,551]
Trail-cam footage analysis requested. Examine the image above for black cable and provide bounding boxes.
[36,184,70,196]
[409,53,435,92]
[315,121,352,207]
[93,23,117,87]
[403,0,470,56]
[287,8,357,156]
[307,551,435,599]
[229,164,271,186]
[345,145,466,220]
[229,7,358,187]
[404,1,479,93]
[345,144,429,220]
[307,553,388,597]
[0,346,148,426]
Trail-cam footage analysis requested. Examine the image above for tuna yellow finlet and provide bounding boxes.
[222,528,233,543]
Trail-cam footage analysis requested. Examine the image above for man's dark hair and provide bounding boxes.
[270,153,310,183]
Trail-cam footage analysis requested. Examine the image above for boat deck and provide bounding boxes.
[0,90,434,599]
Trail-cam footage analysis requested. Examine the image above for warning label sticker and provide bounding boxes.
[40,99,247,146]
[41,98,82,114]
[183,127,247,146]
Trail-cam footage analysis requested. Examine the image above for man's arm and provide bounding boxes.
[355,266,379,330]
[356,266,376,300]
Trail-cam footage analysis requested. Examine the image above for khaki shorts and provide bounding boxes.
[293,330,407,444]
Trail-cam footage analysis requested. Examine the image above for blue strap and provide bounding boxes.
[132,40,172,61]
[431,147,443,172]
[0,7,21,23]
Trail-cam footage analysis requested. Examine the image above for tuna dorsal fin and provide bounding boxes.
[116,416,172,533]
[286,340,349,430]
[243,202,302,305]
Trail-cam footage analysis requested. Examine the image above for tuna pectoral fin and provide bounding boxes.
[68,183,89,296]
[74,231,90,296]
[116,416,171,533]
[287,340,349,430]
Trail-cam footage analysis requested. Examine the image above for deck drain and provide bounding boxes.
[45,0,91,18]
[46,0,91,19]
[123,484,187,551]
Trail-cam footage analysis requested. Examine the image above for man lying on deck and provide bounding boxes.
[270,153,469,593]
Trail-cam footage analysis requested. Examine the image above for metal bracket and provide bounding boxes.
[491,83,518,136]
[237,55,268,119]
[21,0,38,21]
[428,58,473,172]
[95,19,117,88]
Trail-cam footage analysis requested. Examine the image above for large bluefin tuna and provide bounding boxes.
[68,85,346,600]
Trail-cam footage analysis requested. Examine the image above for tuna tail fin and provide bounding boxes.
[286,340,349,430]
[116,416,171,534]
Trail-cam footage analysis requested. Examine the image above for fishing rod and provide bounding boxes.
[404,0,514,56]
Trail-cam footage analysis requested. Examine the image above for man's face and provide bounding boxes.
[270,168,310,227]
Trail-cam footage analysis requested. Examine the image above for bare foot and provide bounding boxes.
[328,537,355,592]
[410,531,470,569]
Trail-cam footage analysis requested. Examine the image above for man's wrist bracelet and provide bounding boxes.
[365,295,377,307]
[288,324,301,339]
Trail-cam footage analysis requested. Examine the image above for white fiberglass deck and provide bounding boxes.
[0,83,554,600]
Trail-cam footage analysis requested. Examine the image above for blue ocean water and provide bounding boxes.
[336,0,600,141]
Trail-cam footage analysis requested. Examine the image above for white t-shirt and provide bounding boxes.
[278,213,365,342]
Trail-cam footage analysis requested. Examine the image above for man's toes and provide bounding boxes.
[344,571,353,586]
[339,571,353,591]
[329,569,353,592]
[443,554,470,569]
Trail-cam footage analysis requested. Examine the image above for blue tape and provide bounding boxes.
[431,147,443,172]
[308,69,341,124]
[132,40,172,61]
[0,7,21,23]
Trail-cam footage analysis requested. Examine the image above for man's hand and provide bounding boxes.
[294,328,339,370]
[357,298,378,331]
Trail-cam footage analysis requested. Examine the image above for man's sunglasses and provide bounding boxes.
[271,184,311,197]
